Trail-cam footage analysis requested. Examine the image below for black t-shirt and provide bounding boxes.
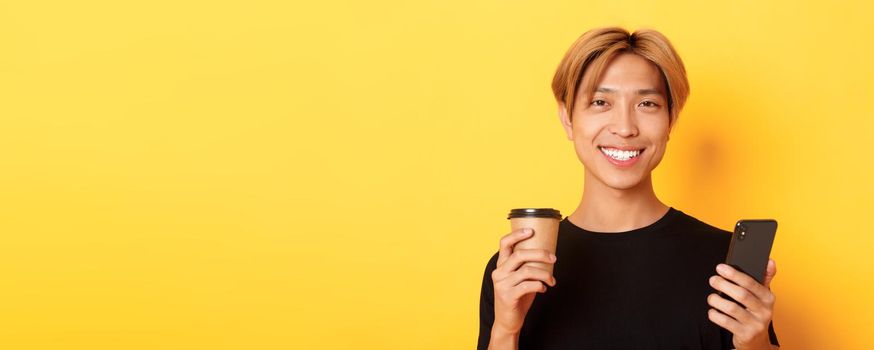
[477,207,779,349]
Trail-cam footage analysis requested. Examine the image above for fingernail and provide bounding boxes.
[709,276,717,286]
[550,253,557,261]
[524,228,533,234]
[716,264,728,274]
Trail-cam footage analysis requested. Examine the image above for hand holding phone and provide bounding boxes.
[707,219,779,348]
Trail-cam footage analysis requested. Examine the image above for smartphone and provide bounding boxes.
[725,219,778,284]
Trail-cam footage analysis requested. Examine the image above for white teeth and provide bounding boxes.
[599,147,642,161]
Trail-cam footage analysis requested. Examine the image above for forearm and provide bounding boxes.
[487,327,519,350]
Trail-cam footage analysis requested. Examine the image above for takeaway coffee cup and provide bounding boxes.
[507,208,562,274]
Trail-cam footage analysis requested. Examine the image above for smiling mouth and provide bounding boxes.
[598,146,645,161]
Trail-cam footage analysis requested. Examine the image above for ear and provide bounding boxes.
[558,102,574,140]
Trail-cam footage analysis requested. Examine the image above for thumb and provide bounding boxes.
[763,258,777,289]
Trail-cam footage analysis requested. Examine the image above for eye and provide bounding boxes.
[591,99,608,107]
[639,100,659,108]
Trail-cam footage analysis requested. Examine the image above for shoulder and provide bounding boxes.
[664,208,734,264]
[669,208,732,244]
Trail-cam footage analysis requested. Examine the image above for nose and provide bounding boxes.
[608,103,639,138]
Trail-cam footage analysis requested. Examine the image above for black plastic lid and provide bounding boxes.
[507,208,562,220]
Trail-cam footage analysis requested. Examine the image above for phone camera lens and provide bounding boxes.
[738,230,746,241]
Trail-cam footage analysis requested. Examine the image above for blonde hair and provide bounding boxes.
[551,27,690,125]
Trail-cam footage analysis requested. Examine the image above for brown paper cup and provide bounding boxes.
[508,208,561,274]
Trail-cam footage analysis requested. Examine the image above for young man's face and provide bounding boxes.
[559,52,672,190]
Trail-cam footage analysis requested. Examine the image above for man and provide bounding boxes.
[478,27,780,350]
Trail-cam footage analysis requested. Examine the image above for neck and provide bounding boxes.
[568,170,669,232]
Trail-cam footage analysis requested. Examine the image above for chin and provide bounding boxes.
[599,174,647,190]
[583,161,651,190]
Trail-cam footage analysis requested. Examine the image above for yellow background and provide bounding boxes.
[1,0,872,349]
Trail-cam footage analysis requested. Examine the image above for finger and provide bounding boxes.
[499,249,556,273]
[500,266,556,288]
[707,293,754,324]
[497,228,534,266]
[492,248,554,282]
[763,259,777,289]
[708,308,743,335]
[510,281,547,299]
[716,264,771,302]
[709,275,764,312]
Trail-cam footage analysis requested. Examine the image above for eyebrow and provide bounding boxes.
[595,87,663,95]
